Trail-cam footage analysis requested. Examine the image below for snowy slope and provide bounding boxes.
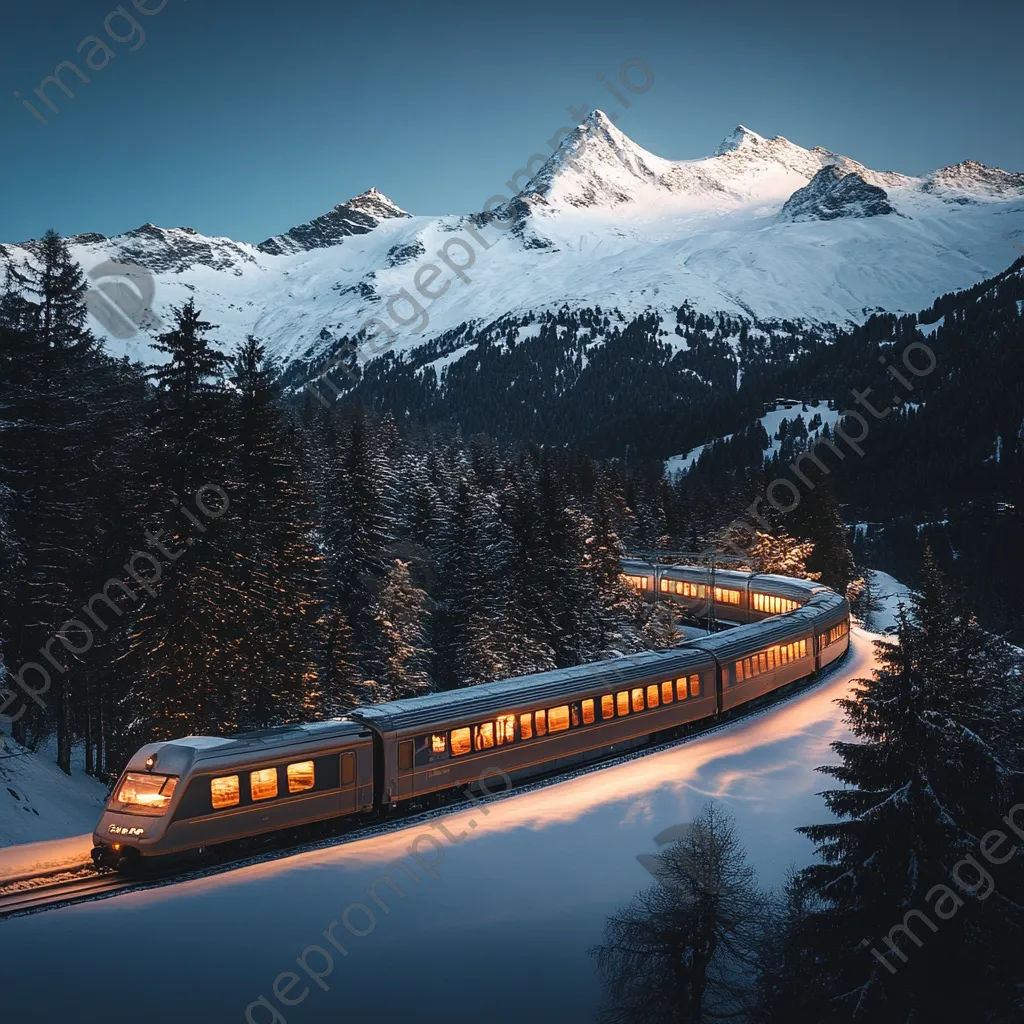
[3,113,1023,378]
[665,399,843,477]
[0,734,107,850]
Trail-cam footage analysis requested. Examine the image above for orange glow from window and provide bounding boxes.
[497,715,516,745]
[287,761,315,793]
[211,775,239,809]
[451,728,471,756]
[548,705,570,733]
[250,768,278,801]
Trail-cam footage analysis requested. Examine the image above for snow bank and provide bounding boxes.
[0,734,108,851]
[866,569,914,633]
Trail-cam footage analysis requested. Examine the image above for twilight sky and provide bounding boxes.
[2,0,1021,244]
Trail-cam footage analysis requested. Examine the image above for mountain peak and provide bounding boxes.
[715,125,766,156]
[258,188,410,256]
[781,165,895,222]
[346,187,409,217]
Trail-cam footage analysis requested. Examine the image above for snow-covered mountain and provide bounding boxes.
[3,111,1023,374]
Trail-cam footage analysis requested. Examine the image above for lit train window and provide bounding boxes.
[622,574,651,592]
[616,691,630,716]
[601,695,615,720]
[689,675,700,697]
[535,710,547,736]
[474,722,495,751]
[548,706,570,733]
[582,699,595,724]
[287,761,315,793]
[114,772,178,815]
[451,728,472,756]
[250,768,278,802]
[210,775,239,810]
[519,713,533,740]
[631,688,644,713]
[660,578,670,593]
[675,581,684,595]
[714,587,741,606]
[675,677,688,700]
[679,581,706,599]
[758,652,768,673]
[497,715,516,745]
[432,734,447,754]
[646,684,659,708]
[661,681,673,704]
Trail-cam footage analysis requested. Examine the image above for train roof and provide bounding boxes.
[128,720,369,774]
[687,590,849,660]
[348,646,715,734]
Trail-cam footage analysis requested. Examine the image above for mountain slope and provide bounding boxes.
[2,113,1022,374]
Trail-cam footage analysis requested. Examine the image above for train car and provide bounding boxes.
[621,560,821,626]
[91,720,374,872]
[744,573,819,623]
[348,646,718,809]
[807,590,852,670]
[691,609,819,712]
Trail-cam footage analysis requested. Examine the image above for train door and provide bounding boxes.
[339,751,357,815]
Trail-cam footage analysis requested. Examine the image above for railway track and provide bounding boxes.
[0,874,134,917]
[0,637,860,921]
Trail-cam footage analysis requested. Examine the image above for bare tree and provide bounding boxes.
[590,803,770,1023]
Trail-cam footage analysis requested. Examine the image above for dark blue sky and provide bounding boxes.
[2,0,1021,243]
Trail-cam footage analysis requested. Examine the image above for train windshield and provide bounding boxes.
[110,773,179,816]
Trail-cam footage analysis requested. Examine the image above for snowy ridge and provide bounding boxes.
[2,114,1023,378]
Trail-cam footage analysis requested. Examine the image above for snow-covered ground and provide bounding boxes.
[665,399,842,477]
[864,568,914,633]
[1,628,878,1024]
[0,734,108,853]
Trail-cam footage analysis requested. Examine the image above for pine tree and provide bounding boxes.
[366,558,432,701]
[219,336,327,727]
[122,301,235,739]
[0,232,104,766]
[793,551,1024,1021]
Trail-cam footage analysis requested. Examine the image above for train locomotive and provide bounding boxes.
[91,563,850,873]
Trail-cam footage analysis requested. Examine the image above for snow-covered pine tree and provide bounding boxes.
[122,300,236,739]
[317,406,396,676]
[433,469,508,689]
[0,232,105,767]
[794,550,1024,1022]
[367,558,432,701]
[582,476,648,656]
[220,336,326,727]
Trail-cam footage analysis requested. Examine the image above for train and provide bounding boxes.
[91,562,851,873]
